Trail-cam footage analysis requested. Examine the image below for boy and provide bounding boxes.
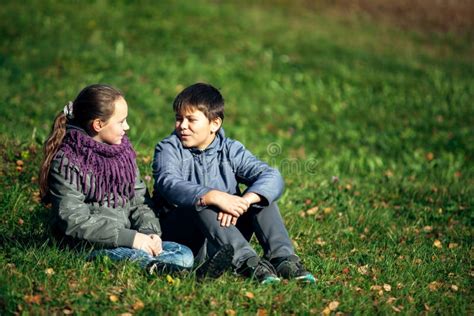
[152,83,315,284]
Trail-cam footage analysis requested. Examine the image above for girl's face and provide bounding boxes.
[93,97,129,145]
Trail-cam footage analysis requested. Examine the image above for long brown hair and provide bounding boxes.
[39,84,123,200]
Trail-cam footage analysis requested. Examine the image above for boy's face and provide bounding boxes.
[175,106,222,150]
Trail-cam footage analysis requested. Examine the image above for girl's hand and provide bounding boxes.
[149,234,163,256]
[133,232,163,256]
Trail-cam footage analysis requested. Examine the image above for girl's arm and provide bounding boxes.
[48,157,137,248]
[129,168,162,236]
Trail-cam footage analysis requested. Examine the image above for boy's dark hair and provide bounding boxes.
[173,83,224,121]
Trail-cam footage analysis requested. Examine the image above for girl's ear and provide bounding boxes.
[210,117,222,133]
[91,119,103,133]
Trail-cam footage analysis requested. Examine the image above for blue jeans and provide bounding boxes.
[88,241,194,271]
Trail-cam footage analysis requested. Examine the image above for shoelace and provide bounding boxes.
[255,259,277,277]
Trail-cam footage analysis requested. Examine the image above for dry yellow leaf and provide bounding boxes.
[244,291,255,299]
[306,206,319,215]
[386,297,397,305]
[45,268,54,275]
[323,207,333,214]
[315,238,326,246]
[166,275,175,285]
[133,299,145,310]
[225,309,236,316]
[448,243,458,249]
[423,226,433,232]
[257,308,268,316]
[428,281,441,292]
[322,307,331,315]
[328,301,339,311]
[358,265,369,275]
[109,294,119,303]
[383,284,392,292]
[451,285,459,292]
[370,285,382,291]
[433,240,442,248]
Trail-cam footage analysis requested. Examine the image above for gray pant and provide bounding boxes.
[159,202,295,268]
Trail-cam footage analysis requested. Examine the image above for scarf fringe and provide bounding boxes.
[57,129,137,207]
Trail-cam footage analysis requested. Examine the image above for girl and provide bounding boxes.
[39,84,194,273]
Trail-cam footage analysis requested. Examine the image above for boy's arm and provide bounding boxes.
[152,143,213,209]
[229,140,285,206]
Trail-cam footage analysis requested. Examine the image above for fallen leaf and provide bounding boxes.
[424,303,431,311]
[63,307,73,315]
[18,218,24,225]
[323,207,333,214]
[16,160,24,166]
[370,285,382,291]
[244,291,254,299]
[299,211,306,218]
[386,297,397,305]
[383,284,392,292]
[342,267,350,274]
[384,170,393,177]
[24,294,42,304]
[109,294,119,303]
[451,285,459,292]
[358,265,369,275]
[448,243,458,249]
[304,199,312,205]
[322,307,331,315]
[315,238,326,246]
[166,275,175,285]
[225,309,236,316]
[45,268,54,275]
[426,152,434,161]
[328,301,339,311]
[133,299,145,310]
[428,281,441,292]
[392,306,402,313]
[433,240,442,249]
[306,206,319,215]
[423,226,433,233]
[257,308,268,316]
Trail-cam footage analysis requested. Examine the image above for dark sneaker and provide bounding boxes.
[195,244,234,279]
[272,255,316,283]
[237,256,281,284]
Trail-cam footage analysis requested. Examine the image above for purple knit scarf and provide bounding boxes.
[57,128,137,207]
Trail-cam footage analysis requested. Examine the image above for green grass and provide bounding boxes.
[0,0,472,314]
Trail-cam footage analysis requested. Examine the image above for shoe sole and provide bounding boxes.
[196,244,234,279]
[295,274,316,283]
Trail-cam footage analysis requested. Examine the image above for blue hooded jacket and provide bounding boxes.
[152,129,284,211]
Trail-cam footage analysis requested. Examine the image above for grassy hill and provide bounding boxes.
[0,0,472,314]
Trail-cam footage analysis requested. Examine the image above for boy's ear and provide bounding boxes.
[91,119,103,133]
[210,117,222,133]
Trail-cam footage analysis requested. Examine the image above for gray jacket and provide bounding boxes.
[152,129,284,211]
[49,151,161,249]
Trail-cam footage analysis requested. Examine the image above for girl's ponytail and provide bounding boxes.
[39,111,68,200]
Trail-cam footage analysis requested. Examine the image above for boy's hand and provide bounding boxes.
[132,232,163,256]
[217,212,238,227]
[203,190,250,217]
[242,192,262,205]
